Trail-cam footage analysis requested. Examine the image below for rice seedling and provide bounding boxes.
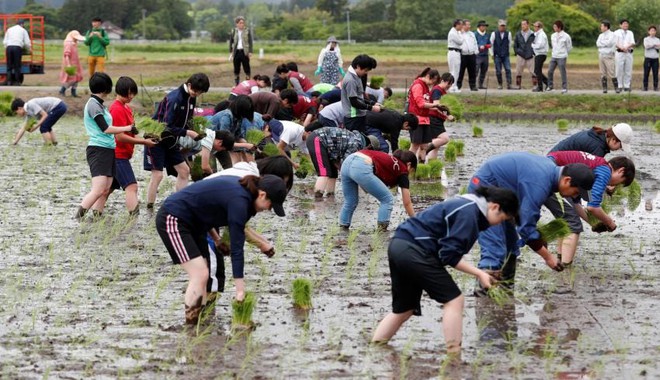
[262,142,280,157]
[190,155,204,181]
[451,140,465,156]
[427,159,444,178]
[556,119,569,132]
[0,102,13,116]
[487,284,511,307]
[398,138,411,151]
[295,155,314,179]
[441,94,464,120]
[64,66,77,76]
[291,278,313,310]
[459,185,468,195]
[190,116,209,138]
[24,117,37,132]
[369,76,385,89]
[626,179,642,211]
[444,144,457,162]
[232,292,256,329]
[137,118,166,138]
[472,125,483,137]
[246,129,265,146]
[537,218,570,242]
[414,163,430,180]
[655,120,660,133]
[0,91,13,103]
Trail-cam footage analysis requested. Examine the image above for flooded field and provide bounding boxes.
[1,118,659,379]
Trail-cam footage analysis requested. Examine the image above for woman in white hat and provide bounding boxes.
[59,30,86,97]
[548,123,633,157]
[315,36,344,85]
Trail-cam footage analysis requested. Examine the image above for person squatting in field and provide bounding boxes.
[75,73,136,221]
[156,174,288,325]
[144,73,210,210]
[11,97,67,145]
[549,123,633,157]
[372,186,520,357]
[339,149,417,232]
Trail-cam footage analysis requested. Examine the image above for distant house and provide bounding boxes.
[101,21,124,40]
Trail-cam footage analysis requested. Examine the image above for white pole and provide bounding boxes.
[346,9,351,44]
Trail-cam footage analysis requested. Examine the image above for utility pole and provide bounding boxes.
[346,9,351,44]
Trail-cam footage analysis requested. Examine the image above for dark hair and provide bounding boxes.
[620,19,629,25]
[256,155,294,191]
[393,149,418,171]
[92,17,102,22]
[214,100,231,113]
[440,72,455,85]
[89,72,113,94]
[351,54,377,70]
[286,62,298,72]
[601,20,611,29]
[280,89,298,104]
[239,175,260,198]
[608,156,635,187]
[214,130,235,150]
[554,20,564,30]
[310,91,321,98]
[384,87,393,98]
[276,64,290,74]
[474,186,520,221]
[453,19,463,27]
[521,19,529,25]
[115,76,138,97]
[417,67,440,81]
[402,113,418,131]
[254,74,271,87]
[649,25,657,32]
[230,95,254,122]
[10,98,24,111]
[187,73,210,92]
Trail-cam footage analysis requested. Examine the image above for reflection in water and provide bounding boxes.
[475,296,517,350]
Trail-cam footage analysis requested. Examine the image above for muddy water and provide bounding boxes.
[1,118,659,379]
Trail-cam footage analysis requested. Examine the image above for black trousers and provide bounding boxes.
[643,57,659,90]
[457,54,477,90]
[476,55,489,87]
[534,54,548,90]
[232,49,251,80]
[5,46,23,85]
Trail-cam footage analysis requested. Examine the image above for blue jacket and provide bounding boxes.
[474,31,490,57]
[209,109,246,140]
[393,194,490,267]
[161,176,256,278]
[153,84,196,137]
[549,128,609,157]
[470,152,560,245]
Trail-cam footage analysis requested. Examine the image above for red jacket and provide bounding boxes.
[360,150,410,188]
[429,84,448,120]
[288,71,314,92]
[408,78,431,125]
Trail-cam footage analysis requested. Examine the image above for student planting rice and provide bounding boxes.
[11,97,67,145]
[372,186,520,357]
[549,123,633,157]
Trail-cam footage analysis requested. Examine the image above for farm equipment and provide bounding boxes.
[0,14,45,84]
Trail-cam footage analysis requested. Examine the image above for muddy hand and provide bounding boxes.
[262,247,275,258]
[215,241,230,256]
[545,255,564,272]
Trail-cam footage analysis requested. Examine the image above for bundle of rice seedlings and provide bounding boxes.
[451,140,465,156]
[246,129,265,146]
[444,144,457,162]
[24,117,37,132]
[441,95,464,120]
[427,159,444,178]
[295,155,314,179]
[487,284,511,307]
[415,163,430,180]
[291,278,313,310]
[0,102,13,116]
[232,292,256,328]
[190,116,208,140]
[655,120,660,134]
[262,143,280,157]
[556,119,569,132]
[369,76,385,89]
[190,155,204,182]
[137,118,166,138]
[537,218,571,243]
[459,185,468,195]
[64,66,77,76]
[0,92,13,103]
[398,138,411,151]
[626,180,642,211]
[472,125,483,137]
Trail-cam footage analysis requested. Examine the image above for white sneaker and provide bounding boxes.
[561,89,568,94]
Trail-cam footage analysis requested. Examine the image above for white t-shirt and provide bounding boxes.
[206,161,259,180]
[24,97,62,117]
[279,121,308,154]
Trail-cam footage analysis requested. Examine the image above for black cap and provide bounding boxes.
[259,174,287,217]
[17,20,25,25]
[563,163,595,195]
[477,20,488,27]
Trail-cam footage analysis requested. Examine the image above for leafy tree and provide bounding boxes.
[455,0,514,18]
[554,0,618,24]
[316,0,348,22]
[207,18,234,43]
[614,0,660,42]
[351,0,389,24]
[507,0,599,46]
[395,0,455,39]
[18,3,64,39]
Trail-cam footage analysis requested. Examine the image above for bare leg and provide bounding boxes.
[41,132,54,145]
[325,178,337,194]
[442,294,465,353]
[372,310,414,343]
[147,170,164,205]
[314,176,328,193]
[124,183,139,212]
[426,132,450,160]
[80,176,113,210]
[180,256,209,308]
[558,233,579,264]
[173,162,190,192]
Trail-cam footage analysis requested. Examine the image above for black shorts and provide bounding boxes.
[111,158,137,190]
[543,193,584,234]
[307,134,338,178]
[155,209,208,265]
[410,124,432,144]
[143,142,185,172]
[429,117,446,137]
[388,238,462,316]
[86,145,116,178]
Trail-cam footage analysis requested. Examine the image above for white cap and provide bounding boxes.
[612,123,632,151]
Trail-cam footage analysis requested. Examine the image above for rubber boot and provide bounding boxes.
[515,75,522,89]
[500,252,517,292]
[601,77,608,93]
[58,86,66,96]
[532,76,538,87]
[234,76,240,86]
[377,221,389,233]
[71,87,79,98]
[613,78,621,93]
[74,206,88,221]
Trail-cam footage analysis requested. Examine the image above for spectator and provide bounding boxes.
[315,36,344,85]
[614,19,635,92]
[546,20,572,93]
[474,20,491,89]
[643,25,660,91]
[447,19,464,93]
[229,16,253,86]
[531,21,549,92]
[513,19,535,90]
[490,19,513,90]
[457,20,479,91]
[2,19,31,86]
[596,20,617,93]
[84,17,110,76]
[59,30,86,97]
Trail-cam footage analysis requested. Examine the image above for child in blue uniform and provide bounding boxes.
[372,186,520,355]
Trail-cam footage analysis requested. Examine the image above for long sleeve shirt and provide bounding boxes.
[547,151,610,208]
[551,31,572,59]
[3,24,30,48]
[644,36,660,59]
[548,128,610,157]
[532,29,548,55]
[447,27,464,49]
[161,176,257,278]
[474,30,490,57]
[490,31,513,57]
[514,30,535,59]
[153,84,196,137]
[461,30,479,55]
[596,30,616,56]
[614,29,635,52]
[393,194,490,267]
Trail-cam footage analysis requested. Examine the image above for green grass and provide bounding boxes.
[190,116,210,136]
[655,120,660,133]
[295,155,314,179]
[0,102,13,116]
[557,119,569,131]
[291,278,313,310]
[232,292,256,328]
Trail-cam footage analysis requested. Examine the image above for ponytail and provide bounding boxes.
[239,175,260,198]
[393,149,418,171]
[417,67,432,79]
